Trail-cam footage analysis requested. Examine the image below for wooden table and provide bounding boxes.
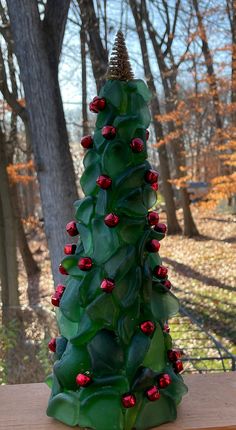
[0,373,235,430]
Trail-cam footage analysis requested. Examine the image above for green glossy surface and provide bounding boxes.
[47,78,187,429]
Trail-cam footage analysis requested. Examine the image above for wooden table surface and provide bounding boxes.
[0,373,236,430]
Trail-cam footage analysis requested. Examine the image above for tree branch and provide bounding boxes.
[0,47,28,123]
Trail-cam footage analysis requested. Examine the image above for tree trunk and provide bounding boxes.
[77,0,108,91]
[0,197,9,325]
[168,120,199,237]
[192,0,223,131]
[0,126,19,325]
[232,2,236,125]
[80,27,89,136]
[7,0,78,283]
[129,0,181,234]
[11,183,39,281]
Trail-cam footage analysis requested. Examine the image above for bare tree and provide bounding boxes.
[77,0,108,91]
[6,0,79,282]
[141,0,199,236]
[0,125,19,325]
[226,0,236,125]
[0,28,39,290]
[80,26,89,136]
[192,0,223,131]
[129,0,181,234]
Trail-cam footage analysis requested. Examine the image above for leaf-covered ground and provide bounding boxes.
[159,207,236,372]
[1,207,235,383]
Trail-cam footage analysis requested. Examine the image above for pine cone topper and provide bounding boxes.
[106,30,134,81]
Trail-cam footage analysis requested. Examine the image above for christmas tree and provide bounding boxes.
[46,31,187,430]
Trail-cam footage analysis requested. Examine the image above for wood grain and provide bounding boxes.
[0,373,235,430]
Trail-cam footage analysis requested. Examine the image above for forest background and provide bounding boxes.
[0,0,235,383]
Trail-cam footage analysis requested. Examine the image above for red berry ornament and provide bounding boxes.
[146,386,160,401]
[163,323,170,333]
[130,138,144,153]
[146,239,160,253]
[81,135,93,149]
[78,257,93,271]
[89,96,106,113]
[151,182,159,191]
[121,393,136,408]
[167,349,181,362]
[145,169,159,184]
[147,211,159,226]
[154,223,167,234]
[174,360,184,374]
[104,213,120,227]
[96,175,112,189]
[51,295,60,307]
[51,284,66,307]
[66,221,78,237]
[100,278,115,293]
[158,373,172,389]
[102,125,116,139]
[64,244,76,255]
[163,279,172,290]
[140,321,155,336]
[55,284,66,295]
[76,373,92,387]
[59,264,68,275]
[154,265,168,279]
[146,129,150,140]
[48,338,56,352]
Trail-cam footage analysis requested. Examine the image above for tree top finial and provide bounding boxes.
[106,30,134,81]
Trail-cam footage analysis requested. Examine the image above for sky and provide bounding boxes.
[59,0,232,113]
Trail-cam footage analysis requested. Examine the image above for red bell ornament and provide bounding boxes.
[89,96,106,113]
[154,223,167,234]
[66,221,78,237]
[163,323,170,333]
[78,257,93,271]
[146,386,160,401]
[163,279,172,290]
[153,265,168,279]
[121,393,136,408]
[55,284,66,295]
[151,182,159,191]
[48,338,56,352]
[104,213,120,227]
[59,264,68,275]
[145,169,159,184]
[146,129,150,141]
[147,211,159,226]
[167,349,181,362]
[51,295,60,307]
[174,360,184,374]
[76,373,92,387]
[51,284,66,306]
[102,125,116,139]
[140,321,155,336]
[81,135,93,149]
[157,373,172,389]
[64,244,76,255]
[146,239,160,253]
[130,137,144,153]
[100,278,115,293]
[96,175,112,189]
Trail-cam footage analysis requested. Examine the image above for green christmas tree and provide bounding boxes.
[46,31,187,430]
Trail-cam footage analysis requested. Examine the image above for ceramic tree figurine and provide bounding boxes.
[46,31,187,430]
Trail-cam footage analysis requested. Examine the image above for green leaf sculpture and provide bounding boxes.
[47,30,187,430]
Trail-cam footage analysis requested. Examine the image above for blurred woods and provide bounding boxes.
[0,0,235,382]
